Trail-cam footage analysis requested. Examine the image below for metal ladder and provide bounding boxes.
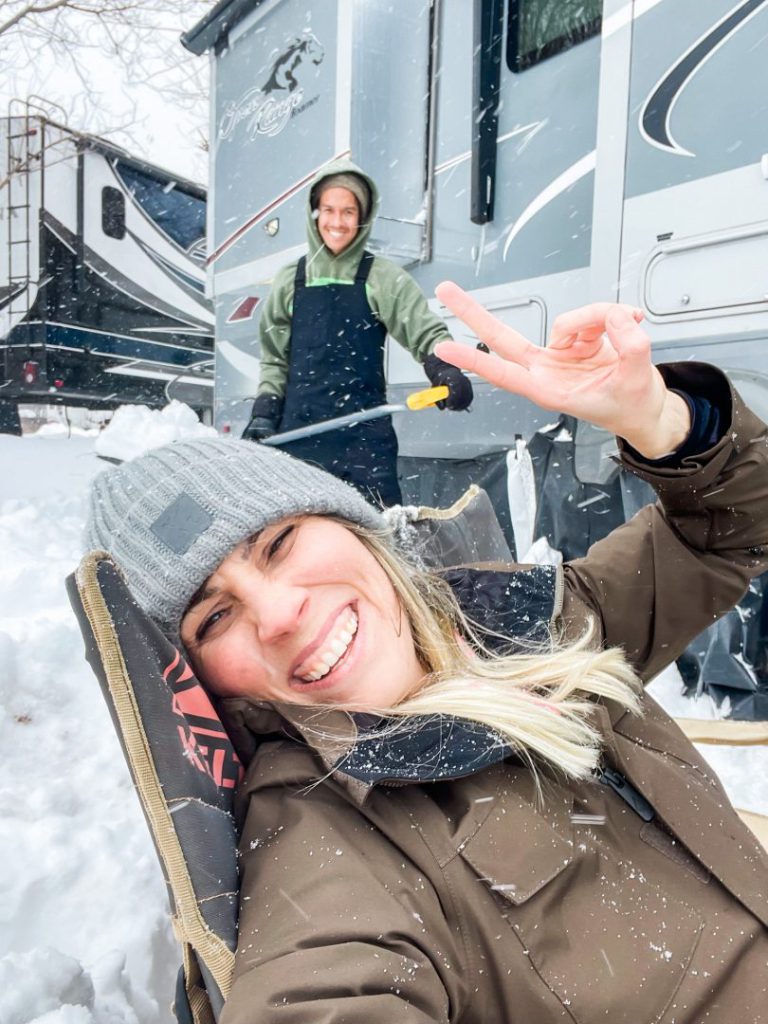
[2,97,68,382]
[3,98,39,329]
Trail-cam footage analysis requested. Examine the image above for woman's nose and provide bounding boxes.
[244,580,307,643]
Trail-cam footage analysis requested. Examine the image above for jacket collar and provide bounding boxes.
[220,695,523,807]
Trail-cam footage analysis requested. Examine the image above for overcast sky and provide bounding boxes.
[0,6,210,184]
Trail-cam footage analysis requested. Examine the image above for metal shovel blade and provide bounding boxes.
[262,386,448,447]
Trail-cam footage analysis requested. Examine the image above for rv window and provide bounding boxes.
[507,0,602,72]
[113,161,206,252]
[102,187,126,240]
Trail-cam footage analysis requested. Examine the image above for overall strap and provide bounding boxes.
[354,251,375,284]
[294,256,307,288]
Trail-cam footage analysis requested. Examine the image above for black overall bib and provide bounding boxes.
[276,252,402,506]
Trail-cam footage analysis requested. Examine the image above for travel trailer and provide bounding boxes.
[183,0,768,452]
[0,104,215,431]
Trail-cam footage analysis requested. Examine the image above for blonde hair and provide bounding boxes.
[340,520,642,782]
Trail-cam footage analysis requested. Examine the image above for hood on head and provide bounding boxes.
[305,158,379,265]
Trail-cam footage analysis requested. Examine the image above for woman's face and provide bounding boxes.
[180,517,425,709]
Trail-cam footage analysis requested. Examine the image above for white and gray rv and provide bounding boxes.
[0,106,215,432]
[182,0,768,456]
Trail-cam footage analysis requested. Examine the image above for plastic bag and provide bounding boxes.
[505,438,537,561]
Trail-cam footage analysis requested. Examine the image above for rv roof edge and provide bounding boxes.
[5,110,207,198]
[181,0,267,56]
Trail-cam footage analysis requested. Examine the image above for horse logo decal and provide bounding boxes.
[219,31,325,141]
[262,31,325,93]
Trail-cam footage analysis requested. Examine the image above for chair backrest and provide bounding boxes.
[67,554,241,1022]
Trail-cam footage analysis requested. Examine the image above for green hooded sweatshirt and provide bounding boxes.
[256,158,450,398]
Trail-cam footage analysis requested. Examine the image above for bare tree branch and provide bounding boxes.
[0,1,72,39]
[0,0,213,174]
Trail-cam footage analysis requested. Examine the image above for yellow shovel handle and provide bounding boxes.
[405,385,449,410]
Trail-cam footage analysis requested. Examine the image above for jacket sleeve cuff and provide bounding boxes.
[619,363,733,475]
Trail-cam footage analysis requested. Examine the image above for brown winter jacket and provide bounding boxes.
[219,363,768,1024]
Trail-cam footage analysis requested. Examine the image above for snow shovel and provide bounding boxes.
[262,385,450,447]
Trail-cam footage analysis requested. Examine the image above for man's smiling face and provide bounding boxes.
[316,186,360,255]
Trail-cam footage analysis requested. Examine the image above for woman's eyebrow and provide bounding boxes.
[187,529,269,611]
[188,530,266,610]
[241,530,263,559]
[187,581,218,611]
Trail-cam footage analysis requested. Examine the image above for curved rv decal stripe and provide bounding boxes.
[640,0,768,157]
[435,123,545,176]
[207,149,351,267]
[41,323,213,368]
[105,364,214,387]
[81,248,213,334]
[216,339,263,379]
[131,232,207,295]
[42,212,214,336]
[502,152,596,260]
[9,322,212,363]
[0,281,28,313]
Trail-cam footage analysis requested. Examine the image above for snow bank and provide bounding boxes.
[94,400,216,463]
[0,430,178,1023]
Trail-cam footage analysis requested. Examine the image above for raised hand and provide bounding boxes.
[433,282,691,459]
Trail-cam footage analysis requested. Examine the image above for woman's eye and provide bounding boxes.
[196,607,226,642]
[267,524,295,559]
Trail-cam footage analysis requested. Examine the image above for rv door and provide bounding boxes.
[348,0,433,263]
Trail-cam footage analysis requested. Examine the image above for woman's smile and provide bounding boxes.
[292,603,359,686]
[180,517,424,709]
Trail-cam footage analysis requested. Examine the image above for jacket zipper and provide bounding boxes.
[599,766,655,822]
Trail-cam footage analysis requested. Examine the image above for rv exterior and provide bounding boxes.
[0,109,215,430]
[183,0,768,453]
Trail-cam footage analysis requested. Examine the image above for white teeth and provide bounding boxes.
[296,610,358,682]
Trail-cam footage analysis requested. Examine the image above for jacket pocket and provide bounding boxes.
[459,791,703,1024]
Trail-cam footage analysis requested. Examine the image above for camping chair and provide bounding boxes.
[67,552,239,1023]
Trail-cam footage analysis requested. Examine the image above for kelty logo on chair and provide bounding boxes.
[163,650,243,789]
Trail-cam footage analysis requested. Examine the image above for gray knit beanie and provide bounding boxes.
[311,172,371,222]
[84,438,384,637]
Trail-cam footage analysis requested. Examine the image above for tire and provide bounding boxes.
[0,399,22,436]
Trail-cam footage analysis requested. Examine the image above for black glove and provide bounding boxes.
[423,352,474,411]
[242,393,284,441]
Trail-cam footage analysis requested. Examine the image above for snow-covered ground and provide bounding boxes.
[0,426,179,1024]
[0,420,766,1022]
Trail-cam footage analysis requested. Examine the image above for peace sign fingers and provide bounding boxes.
[433,339,534,399]
[435,281,539,369]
